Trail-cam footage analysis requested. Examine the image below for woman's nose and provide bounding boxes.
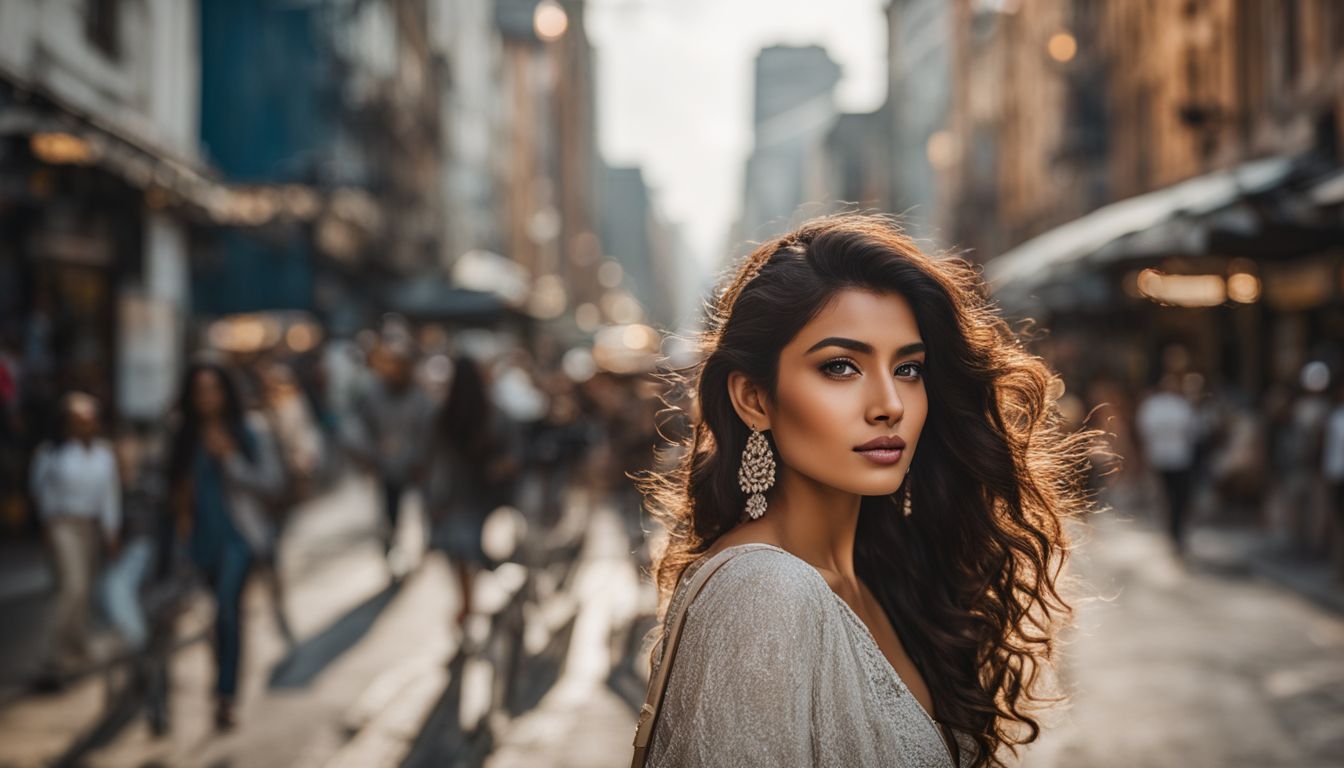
[866,377,904,424]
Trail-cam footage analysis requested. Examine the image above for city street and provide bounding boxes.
[1023,496,1344,768]
[3,478,1342,767]
[0,475,458,767]
[2,2,1340,766]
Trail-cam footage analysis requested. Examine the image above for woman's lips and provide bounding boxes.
[855,447,903,466]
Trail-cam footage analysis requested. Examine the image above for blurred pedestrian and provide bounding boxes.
[255,361,325,645]
[345,339,433,575]
[1136,374,1198,558]
[426,355,520,632]
[1208,392,1268,523]
[1321,379,1344,580]
[0,334,23,534]
[29,392,121,680]
[166,362,284,730]
[1283,362,1331,553]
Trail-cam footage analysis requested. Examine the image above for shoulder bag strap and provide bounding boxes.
[630,544,771,767]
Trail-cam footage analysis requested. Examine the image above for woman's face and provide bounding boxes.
[192,369,227,419]
[755,288,928,497]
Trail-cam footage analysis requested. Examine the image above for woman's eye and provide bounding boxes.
[820,359,858,377]
[821,359,923,380]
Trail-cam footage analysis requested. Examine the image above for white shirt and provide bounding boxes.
[1324,405,1344,482]
[1135,392,1197,471]
[29,438,121,538]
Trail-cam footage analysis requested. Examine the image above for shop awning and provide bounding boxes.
[0,104,382,242]
[984,156,1297,298]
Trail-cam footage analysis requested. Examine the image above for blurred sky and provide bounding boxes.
[588,0,888,270]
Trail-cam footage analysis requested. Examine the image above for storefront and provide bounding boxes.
[985,155,1344,402]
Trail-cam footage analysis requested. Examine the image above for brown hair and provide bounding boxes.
[636,213,1105,767]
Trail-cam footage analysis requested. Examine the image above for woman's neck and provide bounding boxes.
[751,467,862,584]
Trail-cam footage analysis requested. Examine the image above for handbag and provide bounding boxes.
[630,543,772,767]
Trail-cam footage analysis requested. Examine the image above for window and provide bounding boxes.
[85,0,121,60]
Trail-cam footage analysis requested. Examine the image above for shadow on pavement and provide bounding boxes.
[268,579,403,690]
[399,651,491,768]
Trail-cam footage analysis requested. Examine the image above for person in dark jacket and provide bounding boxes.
[166,362,283,730]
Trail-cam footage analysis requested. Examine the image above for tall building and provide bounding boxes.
[0,0,201,427]
[886,0,955,241]
[598,164,681,332]
[736,45,843,244]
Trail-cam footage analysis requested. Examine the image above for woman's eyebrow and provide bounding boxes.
[804,337,926,357]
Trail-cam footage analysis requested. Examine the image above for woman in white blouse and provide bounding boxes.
[635,215,1102,767]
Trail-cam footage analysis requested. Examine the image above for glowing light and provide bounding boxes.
[597,260,624,288]
[285,323,322,353]
[1226,272,1261,303]
[1048,31,1077,63]
[1136,269,1226,307]
[574,302,601,332]
[208,315,282,353]
[622,323,656,350]
[529,274,568,319]
[31,132,95,165]
[925,130,959,170]
[534,0,568,41]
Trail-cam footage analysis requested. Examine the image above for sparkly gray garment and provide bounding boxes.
[645,544,978,768]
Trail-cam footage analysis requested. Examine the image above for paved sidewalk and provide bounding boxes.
[1022,510,1344,767]
[483,504,650,768]
[0,474,446,768]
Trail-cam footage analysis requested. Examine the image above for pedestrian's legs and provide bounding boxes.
[1333,481,1344,582]
[259,555,294,645]
[210,538,251,726]
[100,537,153,651]
[1160,469,1193,556]
[454,559,476,628]
[46,517,98,670]
[381,480,403,556]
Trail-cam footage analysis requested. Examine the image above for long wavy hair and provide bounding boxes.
[167,361,255,490]
[636,214,1105,767]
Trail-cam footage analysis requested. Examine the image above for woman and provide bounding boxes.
[426,355,519,631]
[167,362,283,730]
[636,215,1101,767]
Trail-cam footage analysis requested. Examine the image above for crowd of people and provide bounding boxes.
[12,321,661,735]
[1058,345,1344,579]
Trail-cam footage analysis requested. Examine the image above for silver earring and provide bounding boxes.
[739,426,776,520]
[903,464,914,518]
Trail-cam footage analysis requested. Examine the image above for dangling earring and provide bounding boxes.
[902,464,914,518]
[739,426,776,520]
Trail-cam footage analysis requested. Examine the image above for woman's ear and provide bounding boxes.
[726,371,771,431]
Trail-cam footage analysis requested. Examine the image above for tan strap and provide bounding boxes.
[630,544,775,767]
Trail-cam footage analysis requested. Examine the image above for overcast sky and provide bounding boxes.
[587,0,888,269]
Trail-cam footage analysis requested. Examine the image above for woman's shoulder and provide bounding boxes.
[683,544,835,622]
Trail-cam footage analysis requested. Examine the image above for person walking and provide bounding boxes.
[1322,379,1344,581]
[29,392,121,681]
[426,355,520,634]
[1136,373,1199,558]
[253,361,325,645]
[346,339,433,575]
[166,362,283,730]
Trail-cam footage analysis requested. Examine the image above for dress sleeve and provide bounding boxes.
[646,549,837,767]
